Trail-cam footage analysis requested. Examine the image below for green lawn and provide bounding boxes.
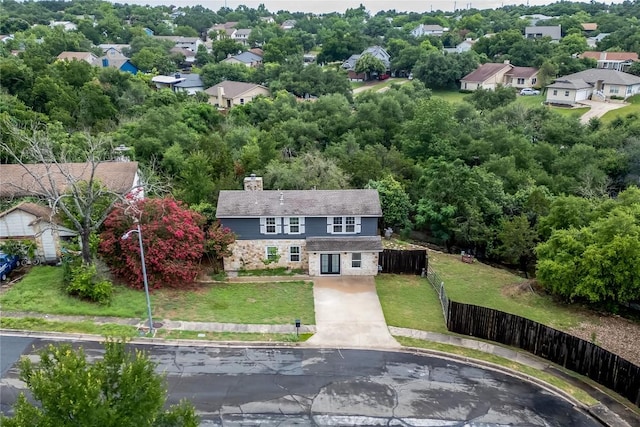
[1,267,315,325]
[551,106,589,117]
[431,90,468,103]
[0,317,138,337]
[428,251,592,330]
[376,274,447,333]
[600,99,640,123]
[515,94,545,107]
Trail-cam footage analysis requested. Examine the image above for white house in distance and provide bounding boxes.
[545,69,640,105]
[411,24,446,37]
[0,203,76,262]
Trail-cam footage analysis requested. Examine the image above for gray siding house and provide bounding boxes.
[216,178,383,276]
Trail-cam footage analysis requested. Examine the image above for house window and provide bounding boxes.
[290,246,300,262]
[332,216,343,233]
[553,90,558,96]
[352,253,362,268]
[261,217,281,234]
[327,216,361,234]
[285,217,304,234]
[609,87,619,94]
[517,78,525,85]
[266,246,278,261]
[532,77,537,85]
[564,91,570,96]
[240,98,245,105]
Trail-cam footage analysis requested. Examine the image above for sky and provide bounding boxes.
[108,1,618,14]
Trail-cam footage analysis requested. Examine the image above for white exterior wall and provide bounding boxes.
[224,239,308,271]
[546,88,591,104]
[604,83,640,98]
[0,210,76,261]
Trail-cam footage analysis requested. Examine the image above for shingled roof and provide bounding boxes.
[0,202,64,226]
[0,162,139,199]
[216,189,382,218]
[461,63,512,83]
[204,80,268,98]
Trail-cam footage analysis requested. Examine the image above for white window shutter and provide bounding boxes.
[283,217,290,234]
[300,217,305,234]
[327,217,333,234]
[276,217,282,234]
[260,217,266,234]
[356,217,361,233]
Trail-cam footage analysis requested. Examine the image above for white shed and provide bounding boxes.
[0,202,76,262]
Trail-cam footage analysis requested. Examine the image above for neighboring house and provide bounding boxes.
[281,20,297,30]
[0,34,15,43]
[50,21,77,31]
[209,22,238,39]
[143,27,154,36]
[204,80,270,108]
[411,24,445,38]
[151,73,203,94]
[216,178,383,276]
[99,47,138,74]
[154,36,202,51]
[56,51,99,65]
[455,38,476,53]
[342,45,391,81]
[222,51,263,67]
[260,16,275,24]
[586,33,609,48]
[545,69,640,105]
[98,43,130,53]
[525,25,562,41]
[581,23,598,33]
[504,66,539,89]
[460,62,539,91]
[232,29,252,45]
[0,162,141,201]
[0,202,76,263]
[170,46,197,63]
[579,51,639,73]
[173,73,204,95]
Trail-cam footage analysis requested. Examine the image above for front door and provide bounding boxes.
[320,254,340,275]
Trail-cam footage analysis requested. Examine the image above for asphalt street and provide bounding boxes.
[0,335,601,426]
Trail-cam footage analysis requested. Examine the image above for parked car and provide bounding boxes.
[520,88,540,96]
[0,252,20,281]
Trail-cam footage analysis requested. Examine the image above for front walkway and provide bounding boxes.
[306,276,399,348]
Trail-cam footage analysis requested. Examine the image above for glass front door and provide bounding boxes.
[320,254,340,275]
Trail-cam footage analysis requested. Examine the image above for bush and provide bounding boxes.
[65,263,113,305]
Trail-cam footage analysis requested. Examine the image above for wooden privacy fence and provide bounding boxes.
[446,301,640,407]
[378,249,427,275]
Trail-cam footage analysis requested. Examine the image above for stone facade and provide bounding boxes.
[224,239,308,272]
[308,252,379,276]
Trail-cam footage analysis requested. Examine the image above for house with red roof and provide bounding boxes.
[579,51,638,73]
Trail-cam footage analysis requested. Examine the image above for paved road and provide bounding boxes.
[0,336,599,426]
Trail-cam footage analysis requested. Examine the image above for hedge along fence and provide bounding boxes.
[425,269,640,407]
[378,249,427,275]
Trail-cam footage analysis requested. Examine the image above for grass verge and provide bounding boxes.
[157,330,313,342]
[0,317,138,337]
[1,267,315,325]
[376,274,447,333]
[396,336,598,406]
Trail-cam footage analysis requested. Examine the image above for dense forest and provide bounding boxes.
[1,0,640,311]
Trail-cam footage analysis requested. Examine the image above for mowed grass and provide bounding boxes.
[431,89,468,103]
[0,317,138,337]
[376,274,447,333]
[1,267,315,325]
[551,106,590,117]
[600,95,640,123]
[428,251,591,330]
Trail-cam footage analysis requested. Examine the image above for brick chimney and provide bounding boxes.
[243,174,263,191]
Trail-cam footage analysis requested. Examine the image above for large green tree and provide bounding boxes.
[1,339,198,427]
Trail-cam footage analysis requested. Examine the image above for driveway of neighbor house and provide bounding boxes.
[306,276,399,348]
[578,99,627,124]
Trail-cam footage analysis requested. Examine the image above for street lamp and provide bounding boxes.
[122,224,154,335]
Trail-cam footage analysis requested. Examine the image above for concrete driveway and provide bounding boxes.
[306,276,399,348]
[578,99,627,124]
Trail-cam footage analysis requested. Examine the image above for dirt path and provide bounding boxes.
[352,78,408,94]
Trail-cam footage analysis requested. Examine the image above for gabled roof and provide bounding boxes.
[580,51,638,62]
[461,62,512,82]
[0,202,68,227]
[581,23,598,31]
[233,29,252,37]
[225,51,262,64]
[170,46,196,57]
[98,43,130,52]
[249,48,264,57]
[216,189,382,217]
[0,162,139,199]
[508,66,539,78]
[414,24,444,31]
[173,74,203,88]
[555,69,640,86]
[547,78,592,90]
[204,80,269,98]
[56,51,97,64]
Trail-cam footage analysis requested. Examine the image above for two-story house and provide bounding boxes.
[216,177,383,276]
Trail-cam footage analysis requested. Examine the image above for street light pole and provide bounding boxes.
[123,224,154,335]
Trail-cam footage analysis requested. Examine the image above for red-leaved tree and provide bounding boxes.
[205,221,236,272]
[99,198,205,289]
